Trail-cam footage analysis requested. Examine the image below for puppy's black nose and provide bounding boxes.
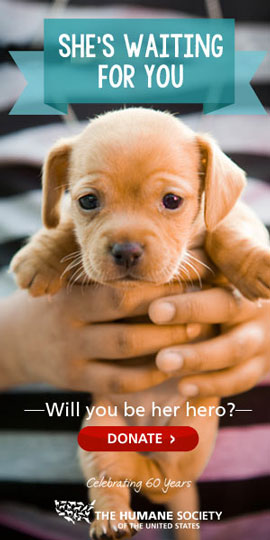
[111,242,143,268]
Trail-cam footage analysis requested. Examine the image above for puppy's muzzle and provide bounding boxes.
[110,242,143,269]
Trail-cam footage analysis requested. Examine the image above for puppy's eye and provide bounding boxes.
[162,193,183,210]
[78,194,100,211]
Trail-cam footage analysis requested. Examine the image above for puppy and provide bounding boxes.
[11,108,270,539]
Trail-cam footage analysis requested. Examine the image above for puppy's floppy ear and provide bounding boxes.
[42,137,73,228]
[197,134,246,232]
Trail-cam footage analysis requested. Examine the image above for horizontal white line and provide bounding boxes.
[235,409,253,412]
[24,409,45,412]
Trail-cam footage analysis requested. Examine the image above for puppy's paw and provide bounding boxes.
[90,508,138,540]
[236,248,270,301]
[10,245,64,297]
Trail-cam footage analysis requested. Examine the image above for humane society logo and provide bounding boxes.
[55,499,96,524]
[55,499,222,531]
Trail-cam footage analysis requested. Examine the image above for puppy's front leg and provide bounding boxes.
[205,202,270,300]
[128,397,219,504]
[169,485,199,540]
[10,218,80,296]
[79,400,139,540]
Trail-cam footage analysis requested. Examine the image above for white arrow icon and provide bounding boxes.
[170,435,175,444]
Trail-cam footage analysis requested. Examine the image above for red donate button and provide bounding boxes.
[78,426,198,452]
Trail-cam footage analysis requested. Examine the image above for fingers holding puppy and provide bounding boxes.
[74,361,167,394]
[177,355,267,398]
[63,282,184,324]
[149,287,259,326]
[151,286,269,398]
[156,321,265,378]
[80,322,206,360]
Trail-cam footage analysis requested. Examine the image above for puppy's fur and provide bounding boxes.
[11,109,270,539]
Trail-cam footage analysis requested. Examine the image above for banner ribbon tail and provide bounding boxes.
[9,51,67,115]
[204,51,267,115]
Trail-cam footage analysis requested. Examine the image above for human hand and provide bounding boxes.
[149,288,270,397]
[0,283,205,392]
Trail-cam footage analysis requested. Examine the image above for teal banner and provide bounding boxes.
[9,19,266,115]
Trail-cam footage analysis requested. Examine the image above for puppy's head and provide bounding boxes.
[42,108,246,286]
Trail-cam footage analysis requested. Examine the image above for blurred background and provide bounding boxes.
[0,1,270,539]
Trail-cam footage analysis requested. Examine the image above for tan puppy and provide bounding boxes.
[11,109,270,539]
